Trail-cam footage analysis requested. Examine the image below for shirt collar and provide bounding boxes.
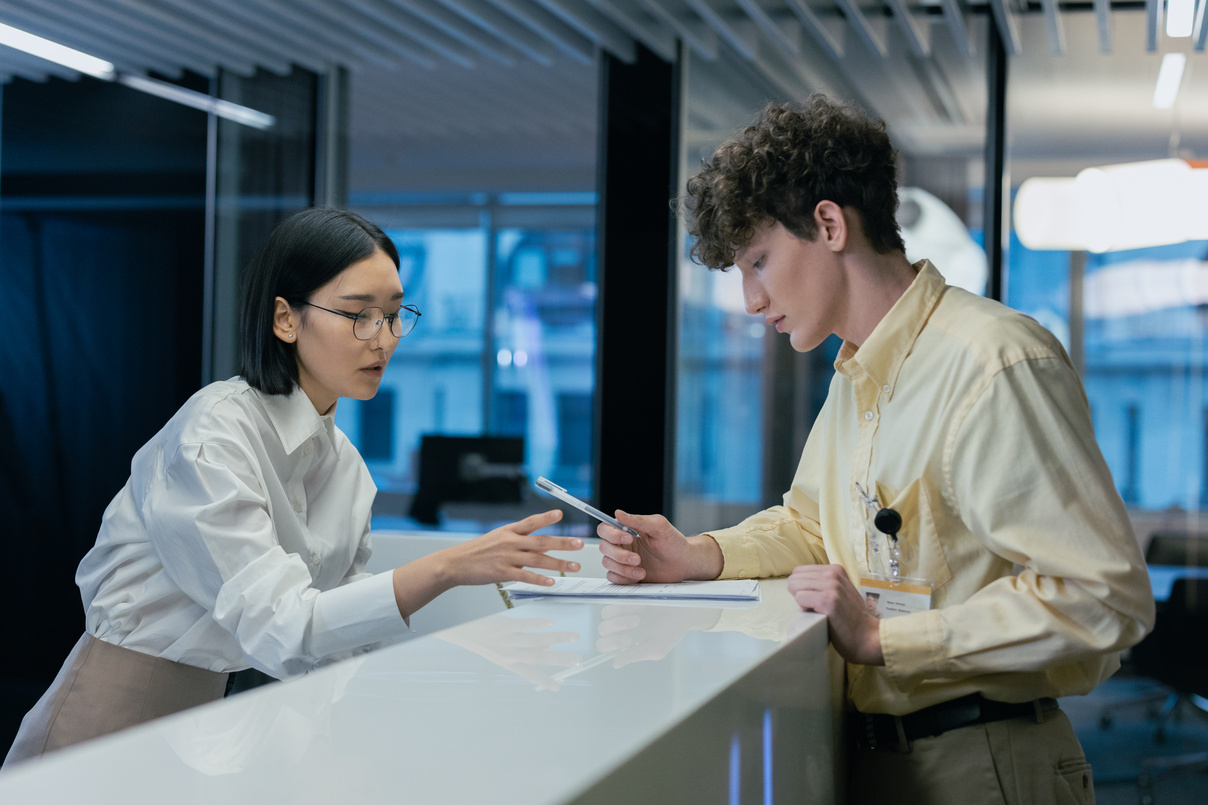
[259,385,338,455]
[834,260,947,393]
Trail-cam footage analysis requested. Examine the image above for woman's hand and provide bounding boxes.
[440,509,584,588]
[392,510,584,620]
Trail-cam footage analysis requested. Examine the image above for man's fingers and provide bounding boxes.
[605,569,641,585]
[601,555,645,581]
[597,538,639,563]
[596,521,633,545]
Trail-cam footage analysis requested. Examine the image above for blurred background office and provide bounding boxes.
[1,2,1206,799]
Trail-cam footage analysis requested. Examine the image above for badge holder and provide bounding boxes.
[854,490,933,619]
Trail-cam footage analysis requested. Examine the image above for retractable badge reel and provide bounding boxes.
[856,491,933,619]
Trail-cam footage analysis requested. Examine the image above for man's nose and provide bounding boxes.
[743,274,765,315]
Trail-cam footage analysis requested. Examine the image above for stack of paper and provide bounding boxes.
[503,578,760,601]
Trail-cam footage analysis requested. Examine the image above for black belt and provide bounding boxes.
[851,693,1060,751]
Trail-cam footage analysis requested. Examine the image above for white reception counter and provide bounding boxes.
[0,533,836,804]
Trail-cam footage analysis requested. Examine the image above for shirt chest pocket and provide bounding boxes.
[872,478,952,591]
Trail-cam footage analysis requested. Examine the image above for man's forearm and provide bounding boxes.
[686,534,725,580]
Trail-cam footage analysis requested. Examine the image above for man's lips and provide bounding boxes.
[767,316,785,332]
[360,361,386,375]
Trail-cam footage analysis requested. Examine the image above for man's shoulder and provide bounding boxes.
[928,287,1067,369]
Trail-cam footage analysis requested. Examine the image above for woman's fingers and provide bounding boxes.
[511,509,564,534]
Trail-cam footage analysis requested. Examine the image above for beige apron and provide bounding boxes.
[3,633,228,769]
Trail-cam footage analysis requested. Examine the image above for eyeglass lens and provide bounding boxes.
[352,307,419,340]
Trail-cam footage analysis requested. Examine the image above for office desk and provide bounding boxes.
[0,579,834,804]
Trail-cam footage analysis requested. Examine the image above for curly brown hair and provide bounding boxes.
[681,95,905,270]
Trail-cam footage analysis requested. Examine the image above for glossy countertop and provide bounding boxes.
[0,574,833,804]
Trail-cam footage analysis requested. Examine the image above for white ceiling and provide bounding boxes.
[0,0,1204,191]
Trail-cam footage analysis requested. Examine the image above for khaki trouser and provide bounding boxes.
[849,707,1094,805]
[3,633,229,770]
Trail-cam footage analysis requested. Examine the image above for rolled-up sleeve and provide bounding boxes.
[709,501,829,580]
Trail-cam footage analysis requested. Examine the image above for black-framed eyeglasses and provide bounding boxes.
[303,303,422,340]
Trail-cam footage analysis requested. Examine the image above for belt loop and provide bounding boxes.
[893,715,912,753]
[1032,699,1044,724]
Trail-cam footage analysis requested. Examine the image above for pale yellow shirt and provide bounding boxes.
[708,261,1155,715]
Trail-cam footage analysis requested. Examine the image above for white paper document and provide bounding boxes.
[503,578,761,601]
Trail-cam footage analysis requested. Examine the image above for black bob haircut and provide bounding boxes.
[240,207,400,395]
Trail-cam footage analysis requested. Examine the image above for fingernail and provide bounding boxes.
[544,576,555,585]
[569,562,580,571]
[572,539,583,548]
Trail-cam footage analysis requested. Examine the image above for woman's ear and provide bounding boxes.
[272,297,298,344]
[814,200,848,252]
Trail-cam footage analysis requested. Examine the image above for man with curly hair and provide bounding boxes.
[595,95,1153,804]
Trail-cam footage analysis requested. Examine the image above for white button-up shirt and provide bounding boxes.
[77,379,406,678]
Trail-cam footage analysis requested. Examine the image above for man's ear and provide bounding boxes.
[814,200,847,252]
[272,297,298,344]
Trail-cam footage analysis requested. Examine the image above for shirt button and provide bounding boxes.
[303,443,313,456]
[882,385,890,394]
[310,551,321,566]
[864,411,874,421]
[293,499,304,512]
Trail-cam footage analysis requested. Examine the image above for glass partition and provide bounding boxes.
[1006,11,1208,542]
[342,56,599,531]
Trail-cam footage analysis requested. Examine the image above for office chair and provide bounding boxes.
[1131,577,1208,804]
[1097,532,1208,734]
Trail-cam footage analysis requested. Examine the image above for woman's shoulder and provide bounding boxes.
[166,379,270,447]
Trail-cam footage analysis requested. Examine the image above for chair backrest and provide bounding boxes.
[408,435,526,525]
[1144,532,1208,566]
[1133,577,1208,697]
[1166,576,1208,616]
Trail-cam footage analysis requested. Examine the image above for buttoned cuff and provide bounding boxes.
[311,571,410,659]
[879,607,944,688]
[704,525,762,579]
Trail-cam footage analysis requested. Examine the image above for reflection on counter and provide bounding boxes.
[0,579,833,805]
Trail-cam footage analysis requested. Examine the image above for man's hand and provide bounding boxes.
[787,564,884,666]
[595,511,723,584]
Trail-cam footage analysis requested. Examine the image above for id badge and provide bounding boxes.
[858,573,932,619]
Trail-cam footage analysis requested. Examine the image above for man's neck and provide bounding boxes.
[838,251,918,347]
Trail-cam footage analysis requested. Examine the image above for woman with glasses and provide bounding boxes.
[4,207,583,767]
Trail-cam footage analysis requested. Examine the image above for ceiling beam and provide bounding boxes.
[1094,0,1113,53]
[686,0,763,61]
[583,0,678,62]
[833,0,888,58]
[987,0,1021,56]
[783,0,844,60]
[637,0,719,60]
[1194,0,1207,51]
[884,0,932,58]
[1145,0,1161,51]
[528,0,639,63]
[483,0,596,65]
[734,0,802,58]
[935,0,972,58]
[1039,0,1067,55]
